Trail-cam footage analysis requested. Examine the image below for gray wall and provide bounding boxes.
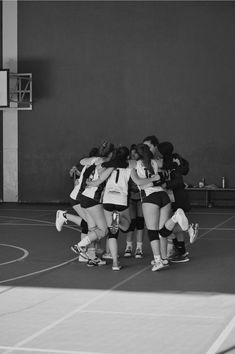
[17,1,235,202]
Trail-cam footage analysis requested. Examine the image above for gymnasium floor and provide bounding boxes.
[0,203,235,354]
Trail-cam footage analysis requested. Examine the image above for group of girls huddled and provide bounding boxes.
[55,135,198,271]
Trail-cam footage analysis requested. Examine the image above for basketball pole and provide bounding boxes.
[2,0,18,202]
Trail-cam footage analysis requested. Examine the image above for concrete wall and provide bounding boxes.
[14,1,235,202]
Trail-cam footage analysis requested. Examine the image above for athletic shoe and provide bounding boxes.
[151,259,167,272]
[55,210,67,232]
[188,223,199,244]
[102,252,113,260]
[124,247,132,257]
[71,244,89,260]
[87,257,106,267]
[78,255,88,263]
[169,252,190,263]
[172,208,189,231]
[151,258,169,266]
[112,264,122,271]
[135,248,144,259]
[110,211,120,234]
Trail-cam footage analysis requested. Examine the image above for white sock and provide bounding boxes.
[154,255,161,261]
[126,241,133,249]
[136,242,143,250]
[87,247,96,259]
[78,236,91,247]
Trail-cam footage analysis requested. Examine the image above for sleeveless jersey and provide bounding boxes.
[81,164,106,202]
[70,157,98,200]
[103,168,132,206]
[136,159,163,198]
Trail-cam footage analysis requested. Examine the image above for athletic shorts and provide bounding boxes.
[70,197,80,207]
[80,194,100,209]
[142,191,170,207]
[103,203,128,212]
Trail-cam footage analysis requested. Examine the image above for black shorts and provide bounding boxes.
[80,194,100,209]
[70,197,80,207]
[103,203,128,212]
[142,191,170,208]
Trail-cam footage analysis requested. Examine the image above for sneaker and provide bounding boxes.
[102,252,113,259]
[188,223,199,244]
[112,263,122,271]
[151,258,169,266]
[151,259,167,272]
[135,248,144,259]
[55,210,67,232]
[110,211,120,234]
[87,257,106,267]
[169,253,190,263]
[124,247,132,257]
[78,255,88,263]
[168,248,189,259]
[71,244,89,260]
[172,208,189,231]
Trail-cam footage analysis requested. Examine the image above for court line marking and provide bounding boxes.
[0,215,80,232]
[0,347,104,354]
[0,223,79,227]
[0,255,79,284]
[1,265,151,354]
[197,215,235,241]
[82,309,224,320]
[0,244,29,266]
[205,315,235,354]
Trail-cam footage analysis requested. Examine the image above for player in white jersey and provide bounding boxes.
[130,143,172,272]
[72,141,115,266]
[55,148,105,263]
[123,144,145,259]
[101,146,132,270]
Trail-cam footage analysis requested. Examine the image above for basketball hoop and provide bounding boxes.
[0,69,32,110]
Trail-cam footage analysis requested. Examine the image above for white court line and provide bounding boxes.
[0,347,105,354]
[82,309,223,320]
[205,315,235,354]
[197,215,235,241]
[1,265,151,354]
[0,223,79,227]
[0,244,29,266]
[0,255,79,284]
[0,215,80,232]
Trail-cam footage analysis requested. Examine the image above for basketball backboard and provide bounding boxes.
[0,70,32,110]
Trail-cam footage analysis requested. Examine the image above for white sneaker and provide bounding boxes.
[188,223,199,244]
[112,263,122,271]
[55,210,67,232]
[151,258,169,266]
[151,259,167,271]
[78,255,88,263]
[87,257,106,267]
[124,247,132,257]
[172,208,189,231]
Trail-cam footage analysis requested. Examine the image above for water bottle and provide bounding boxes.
[221,177,225,189]
[199,177,205,188]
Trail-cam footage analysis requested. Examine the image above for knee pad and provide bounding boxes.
[81,219,88,234]
[159,226,172,238]
[108,228,119,239]
[129,218,136,232]
[136,217,144,230]
[147,229,159,242]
